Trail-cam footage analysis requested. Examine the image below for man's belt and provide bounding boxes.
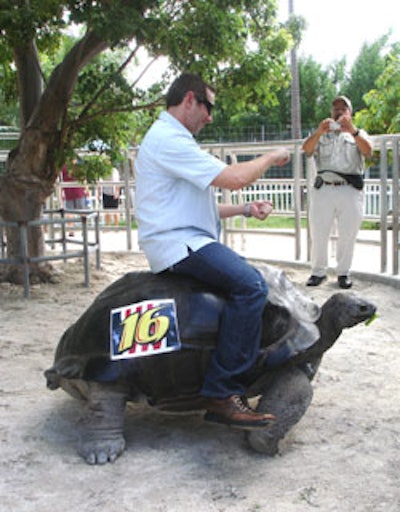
[323,181,347,186]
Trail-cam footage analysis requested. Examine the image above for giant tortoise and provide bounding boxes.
[45,264,376,464]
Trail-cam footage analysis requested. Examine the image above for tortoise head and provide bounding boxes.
[321,293,377,329]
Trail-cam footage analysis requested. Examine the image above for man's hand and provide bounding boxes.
[337,113,355,133]
[319,118,334,134]
[273,149,291,167]
[249,200,273,220]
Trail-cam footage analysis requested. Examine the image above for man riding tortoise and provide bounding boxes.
[45,74,377,464]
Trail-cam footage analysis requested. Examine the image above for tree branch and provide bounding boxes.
[78,44,140,121]
[128,55,160,89]
[27,30,109,132]
[69,97,164,128]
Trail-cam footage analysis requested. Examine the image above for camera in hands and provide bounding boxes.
[329,121,341,131]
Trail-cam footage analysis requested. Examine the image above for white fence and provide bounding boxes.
[45,134,400,276]
[200,135,399,276]
[1,133,399,277]
[216,179,393,218]
[54,177,389,221]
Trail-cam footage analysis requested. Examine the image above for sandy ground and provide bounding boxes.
[0,251,399,512]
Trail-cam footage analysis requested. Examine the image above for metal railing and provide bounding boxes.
[199,135,399,276]
[0,210,100,297]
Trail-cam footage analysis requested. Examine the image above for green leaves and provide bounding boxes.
[0,0,293,179]
[354,48,400,134]
[72,153,113,184]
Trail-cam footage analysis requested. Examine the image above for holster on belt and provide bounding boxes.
[314,176,323,189]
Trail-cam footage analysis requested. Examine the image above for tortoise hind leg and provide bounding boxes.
[246,367,313,455]
[77,381,128,465]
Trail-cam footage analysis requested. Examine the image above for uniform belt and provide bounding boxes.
[323,181,347,186]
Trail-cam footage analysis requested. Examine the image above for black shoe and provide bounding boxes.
[204,395,276,430]
[306,275,327,287]
[338,275,352,289]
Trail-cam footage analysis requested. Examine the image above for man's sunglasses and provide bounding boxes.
[195,95,214,115]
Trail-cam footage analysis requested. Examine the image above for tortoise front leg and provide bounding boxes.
[246,367,313,455]
[78,381,128,465]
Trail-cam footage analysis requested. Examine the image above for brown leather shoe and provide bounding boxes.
[204,395,276,430]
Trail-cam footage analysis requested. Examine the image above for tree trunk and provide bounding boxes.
[0,31,108,284]
[0,139,54,284]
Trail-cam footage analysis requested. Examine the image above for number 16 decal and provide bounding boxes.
[110,299,181,360]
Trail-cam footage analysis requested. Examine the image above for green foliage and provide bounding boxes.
[1,0,294,166]
[68,48,147,160]
[284,13,306,48]
[0,67,18,126]
[206,30,398,139]
[298,57,337,130]
[69,154,113,184]
[2,0,398,170]
[145,1,293,117]
[355,46,400,134]
[66,0,149,46]
[0,0,65,48]
[342,34,390,112]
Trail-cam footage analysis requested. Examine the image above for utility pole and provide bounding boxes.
[289,0,302,140]
[288,0,303,260]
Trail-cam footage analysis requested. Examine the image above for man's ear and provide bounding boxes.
[184,90,196,110]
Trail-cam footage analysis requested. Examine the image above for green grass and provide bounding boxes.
[233,216,379,230]
[234,216,307,229]
[361,220,380,230]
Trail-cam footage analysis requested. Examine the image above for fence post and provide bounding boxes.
[82,215,89,287]
[392,137,399,274]
[95,212,101,269]
[293,142,302,260]
[61,209,67,258]
[19,222,30,298]
[379,139,388,273]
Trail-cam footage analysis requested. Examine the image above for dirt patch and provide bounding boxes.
[0,253,399,512]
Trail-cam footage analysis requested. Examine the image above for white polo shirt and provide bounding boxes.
[135,111,226,272]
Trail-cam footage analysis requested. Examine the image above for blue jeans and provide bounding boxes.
[170,242,268,398]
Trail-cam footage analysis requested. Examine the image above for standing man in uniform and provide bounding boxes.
[135,73,291,430]
[303,95,372,289]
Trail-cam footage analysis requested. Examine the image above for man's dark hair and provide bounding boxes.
[166,73,214,108]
